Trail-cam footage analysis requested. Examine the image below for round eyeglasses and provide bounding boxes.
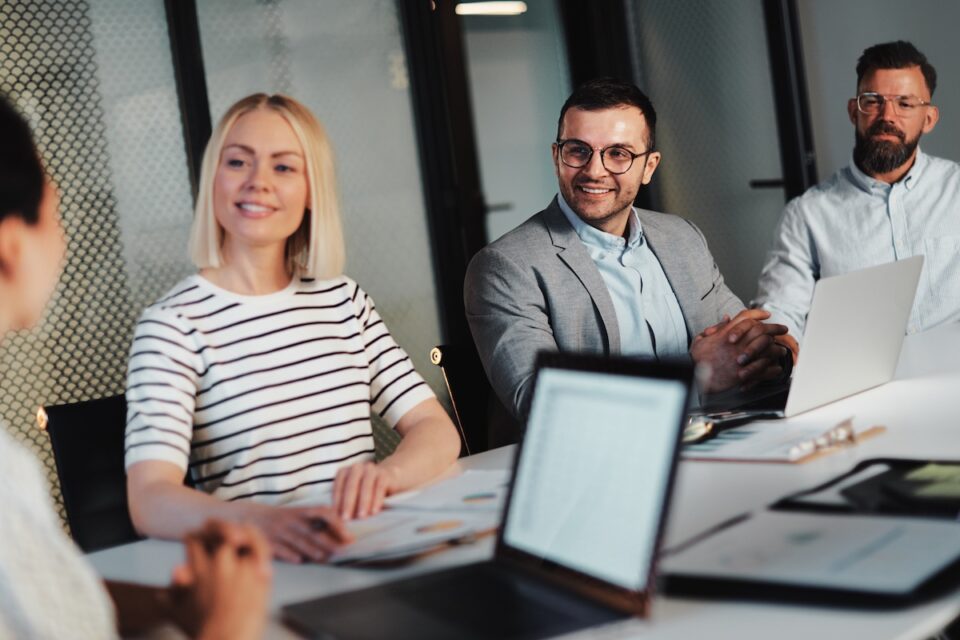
[856,92,932,116]
[556,139,653,175]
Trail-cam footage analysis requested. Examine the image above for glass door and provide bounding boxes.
[627,0,788,301]
[458,1,571,241]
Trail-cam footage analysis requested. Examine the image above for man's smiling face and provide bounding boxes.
[552,106,660,237]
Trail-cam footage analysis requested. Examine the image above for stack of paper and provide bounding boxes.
[385,469,509,512]
[328,469,510,564]
[328,510,497,564]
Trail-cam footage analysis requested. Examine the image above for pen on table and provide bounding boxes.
[199,529,253,558]
[308,514,355,545]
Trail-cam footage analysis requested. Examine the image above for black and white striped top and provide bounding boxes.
[124,274,434,504]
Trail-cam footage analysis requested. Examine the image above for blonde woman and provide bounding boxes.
[125,94,461,563]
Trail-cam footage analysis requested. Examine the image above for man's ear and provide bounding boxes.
[923,104,940,134]
[0,216,24,279]
[847,98,859,126]
[551,142,560,177]
[641,151,662,185]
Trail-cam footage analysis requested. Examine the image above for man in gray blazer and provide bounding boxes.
[465,78,791,426]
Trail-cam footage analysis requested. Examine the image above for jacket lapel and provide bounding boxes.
[542,199,621,354]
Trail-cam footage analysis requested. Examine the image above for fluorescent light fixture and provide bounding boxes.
[455,2,528,16]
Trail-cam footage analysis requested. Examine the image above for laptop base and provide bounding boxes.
[282,560,628,640]
[699,381,790,416]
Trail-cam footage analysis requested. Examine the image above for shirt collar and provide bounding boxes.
[847,147,928,193]
[557,191,644,252]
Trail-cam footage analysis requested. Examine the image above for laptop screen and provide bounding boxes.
[502,365,688,591]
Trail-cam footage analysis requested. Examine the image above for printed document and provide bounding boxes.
[663,511,960,593]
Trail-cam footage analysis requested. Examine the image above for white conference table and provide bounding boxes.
[89,324,960,639]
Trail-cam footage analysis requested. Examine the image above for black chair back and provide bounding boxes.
[430,344,519,454]
[38,393,141,552]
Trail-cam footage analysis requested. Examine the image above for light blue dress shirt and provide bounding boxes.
[557,193,688,358]
[754,149,960,342]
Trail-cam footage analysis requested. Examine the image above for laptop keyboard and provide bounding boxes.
[390,562,621,638]
[396,564,573,628]
[283,562,626,640]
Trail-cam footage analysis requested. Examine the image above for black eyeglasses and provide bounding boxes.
[855,92,933,116]
[556,139,653,175]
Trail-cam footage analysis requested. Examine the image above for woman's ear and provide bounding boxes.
[0,216,25,279]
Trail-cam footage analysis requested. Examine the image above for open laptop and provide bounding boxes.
[282,353,694,640]
[700,256,924,419]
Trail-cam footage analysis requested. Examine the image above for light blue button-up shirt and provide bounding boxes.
[558,193,688,358]
[754,149,960,342]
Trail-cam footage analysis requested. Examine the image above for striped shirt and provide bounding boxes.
[125,274,434,504]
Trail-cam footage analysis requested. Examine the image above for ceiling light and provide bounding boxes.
[455,2,528,16]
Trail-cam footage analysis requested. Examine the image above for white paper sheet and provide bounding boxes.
[327,509,498,564]
[385,469,510,512]
[662,511,960,593]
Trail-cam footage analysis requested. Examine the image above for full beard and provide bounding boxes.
[853,120,920,176]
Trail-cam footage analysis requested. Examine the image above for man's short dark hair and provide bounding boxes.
[856,41,937,97]
[0,94,43,226]
[557,77,657,150]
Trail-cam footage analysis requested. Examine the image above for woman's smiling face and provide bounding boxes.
[213,107,309,253]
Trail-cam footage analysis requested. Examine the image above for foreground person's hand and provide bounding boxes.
[167,519,272,640]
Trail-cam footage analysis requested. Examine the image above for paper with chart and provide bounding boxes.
[327,509,497,564]
[385,469,510,513]
[284,470,504,563]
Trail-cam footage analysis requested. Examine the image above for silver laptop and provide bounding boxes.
[282,353,694,640]
[702,256,923,419]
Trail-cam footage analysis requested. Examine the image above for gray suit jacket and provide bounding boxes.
[464,198,743,421]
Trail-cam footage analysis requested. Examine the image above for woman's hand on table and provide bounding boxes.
[332,461,402,520]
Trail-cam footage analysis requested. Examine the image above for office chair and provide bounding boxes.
[431,345,482,456]
[37,393,142,552]
[430,344,520,455]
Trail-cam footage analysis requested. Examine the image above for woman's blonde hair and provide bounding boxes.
[188,94,346,279]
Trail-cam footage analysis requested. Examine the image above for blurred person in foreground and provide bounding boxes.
[0,95,271,639]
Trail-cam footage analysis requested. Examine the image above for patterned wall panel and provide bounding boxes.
[87,0,196,312]
[0,0,193,520]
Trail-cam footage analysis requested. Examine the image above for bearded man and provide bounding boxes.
[754,41,960,343]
